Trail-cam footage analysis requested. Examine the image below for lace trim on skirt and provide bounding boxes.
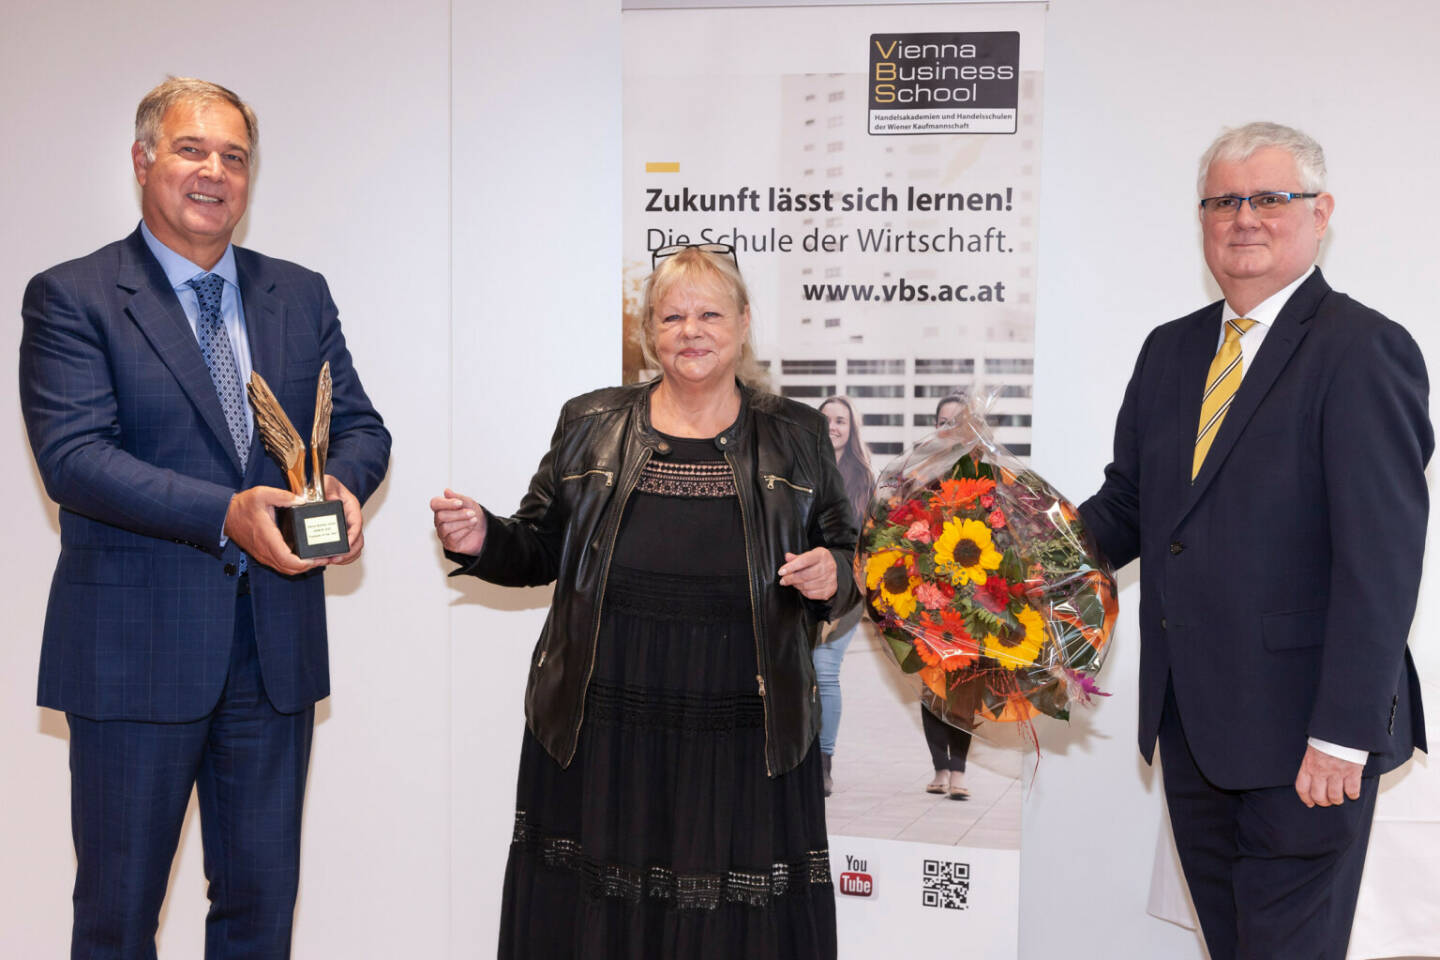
[512,811,832,910]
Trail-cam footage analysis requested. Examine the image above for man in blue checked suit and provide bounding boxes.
[19,77,390,958]
[1080,123,1430,959]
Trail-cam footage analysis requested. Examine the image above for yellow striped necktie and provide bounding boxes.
[1193,317,1257,478]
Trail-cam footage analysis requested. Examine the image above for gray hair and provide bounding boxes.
[636,247,770,391]
[135,77,258,163]
[1197,121,1326,196]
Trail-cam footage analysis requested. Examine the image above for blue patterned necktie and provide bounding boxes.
[188,273,249,472]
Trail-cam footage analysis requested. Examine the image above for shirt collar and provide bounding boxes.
[1221,264,1315,329]
[139,220,239,292]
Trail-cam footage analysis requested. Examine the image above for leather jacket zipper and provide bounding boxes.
[564,447,650,766]
[728,450,774,776]
[561,469,615,486]
[762,473,813,493]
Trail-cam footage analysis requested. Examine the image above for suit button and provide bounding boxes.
[1161,618,1167,629]
[1169,541,1184,556]
[224,563,238,576]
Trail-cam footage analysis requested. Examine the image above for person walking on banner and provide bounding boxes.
[812,394,875,798]
[1079,122,1430,960]
[919,394,977,801]
[19,76,391,957]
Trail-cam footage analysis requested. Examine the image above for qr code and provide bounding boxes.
[921,858,970,910]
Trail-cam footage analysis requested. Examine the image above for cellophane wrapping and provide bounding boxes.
[855,390,1118,739]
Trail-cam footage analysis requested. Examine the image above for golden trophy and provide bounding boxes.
[247,362,350,559]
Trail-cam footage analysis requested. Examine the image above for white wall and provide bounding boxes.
[446,0,622,949]
[2,1,1436,958]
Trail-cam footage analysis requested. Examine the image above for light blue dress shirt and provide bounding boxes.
[140,220,255,443]
[141,221,256,554]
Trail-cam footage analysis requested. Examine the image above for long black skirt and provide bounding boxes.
[498,566,836,960]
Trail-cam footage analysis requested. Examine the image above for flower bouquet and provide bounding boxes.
[856,392,1117,741]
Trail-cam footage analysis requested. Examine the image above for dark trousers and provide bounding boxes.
[67,596,314,960]
[921,705,972,772]
[1158,680,1376,960]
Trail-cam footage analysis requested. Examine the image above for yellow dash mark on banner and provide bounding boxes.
[645,162,680,173]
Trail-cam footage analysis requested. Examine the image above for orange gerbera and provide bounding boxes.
[915,611,980,672]
[918,608,972,643]
[932,477,996,508]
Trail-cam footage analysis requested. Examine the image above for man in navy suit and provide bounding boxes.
[1080,122,1430,959]
[19,77,390,958]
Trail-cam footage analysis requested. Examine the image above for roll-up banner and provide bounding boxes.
[624,4,1045,956]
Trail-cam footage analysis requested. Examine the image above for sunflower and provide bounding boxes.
[864,549,908,590]
[933,517,1003,585]
[986,605,1046,671]
[875,563,919,619]
[864,549,919,619]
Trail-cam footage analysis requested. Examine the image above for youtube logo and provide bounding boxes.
[839,854,875,898]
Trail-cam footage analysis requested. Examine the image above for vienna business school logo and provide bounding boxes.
[838,854,876,899]
[868,32,1019,135]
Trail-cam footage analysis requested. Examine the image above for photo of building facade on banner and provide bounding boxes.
[624,5,1045,955]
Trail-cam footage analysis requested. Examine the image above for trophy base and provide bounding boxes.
[277,500,350,559]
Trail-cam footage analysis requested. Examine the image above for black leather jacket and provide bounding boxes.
[449,381,860,776]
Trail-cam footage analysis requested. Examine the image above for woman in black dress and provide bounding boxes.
[432,245,858,959]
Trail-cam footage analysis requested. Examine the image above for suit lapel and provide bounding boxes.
[236,249,286,483]
[1181,270,1328,515]
[118,229,247,476]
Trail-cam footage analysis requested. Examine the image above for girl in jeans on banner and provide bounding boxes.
[812,395,875,797]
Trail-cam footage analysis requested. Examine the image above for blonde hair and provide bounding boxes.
[636,247,770,391]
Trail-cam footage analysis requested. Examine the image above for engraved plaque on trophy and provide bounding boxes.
[247,363,350,559]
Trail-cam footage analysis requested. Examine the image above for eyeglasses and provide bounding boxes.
[651,243,739,269]
[1198,192,1319,220]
